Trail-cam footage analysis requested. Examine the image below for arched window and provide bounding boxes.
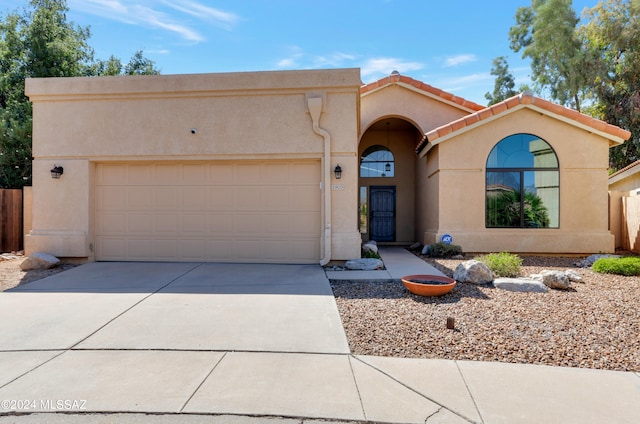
[360,145,394,178]
[486,134,559,228]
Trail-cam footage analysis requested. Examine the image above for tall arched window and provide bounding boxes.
[486,134,559,228]
[360,145,394,178]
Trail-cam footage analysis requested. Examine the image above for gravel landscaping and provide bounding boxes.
[331,254,640,372]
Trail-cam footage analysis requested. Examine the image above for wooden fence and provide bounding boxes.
[0,189,23,252]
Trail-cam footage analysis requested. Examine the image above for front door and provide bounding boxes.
[370,186,396,242]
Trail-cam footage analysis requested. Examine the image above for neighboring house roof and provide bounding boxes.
[609,159,640,184]
[416,91,632,154]
[361,71,486,114]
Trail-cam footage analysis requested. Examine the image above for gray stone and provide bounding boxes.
[453,260,493,284]
[362,242,378,255]
[538,270,571,290]
[345,258,384,271]
[493,278,549,293]
[19,252,60,271]
[409,242,422,251]
[421,244,431,255]
[576,254,621,268]
[564,269,584,283]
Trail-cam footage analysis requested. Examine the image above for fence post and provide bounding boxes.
[0,189,24,252]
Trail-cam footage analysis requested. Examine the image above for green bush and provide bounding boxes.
[476,251,522,278]
[593,256,640,276]
[362,249,381,259]
[425,242,463,258]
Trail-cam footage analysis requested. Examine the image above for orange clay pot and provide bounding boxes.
[402,274,456,296]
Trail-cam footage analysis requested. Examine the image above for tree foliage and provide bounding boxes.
[509,0,589,111]
[485,56,518,106]
[579,0,640,170]
[0,0,160,188]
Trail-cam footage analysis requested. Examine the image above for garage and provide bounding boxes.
[95,161,321,263]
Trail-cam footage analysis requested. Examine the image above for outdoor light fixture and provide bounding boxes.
[50,165,64,179]
[385,121,391,174]
[334,164,342,179]
[385,162,391,173]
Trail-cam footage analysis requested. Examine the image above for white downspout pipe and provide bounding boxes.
[307,97,332,266]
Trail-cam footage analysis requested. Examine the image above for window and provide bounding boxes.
[359,186,368,233]
[486,134,559,228]
[360,145,394,178]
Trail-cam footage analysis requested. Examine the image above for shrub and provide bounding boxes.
[593,256,640,276]
[425,242,463,258]
[476,251,522,278]
[362,249,381,259]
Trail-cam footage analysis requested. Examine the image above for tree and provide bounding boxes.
[485,56,522,105]
[580,0,640,170]
[509,0,590,111]
[0,0,160,187]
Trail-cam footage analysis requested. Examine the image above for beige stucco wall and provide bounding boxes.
[360,84,472,135]
[608,165,640,250]
[25,69,362,262]
[421,108,615,254]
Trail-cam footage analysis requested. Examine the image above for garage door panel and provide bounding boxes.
[96,161,320,263]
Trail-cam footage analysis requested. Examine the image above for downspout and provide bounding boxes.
[307,96,332,266]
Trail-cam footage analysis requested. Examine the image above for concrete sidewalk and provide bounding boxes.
[0,251,638,423]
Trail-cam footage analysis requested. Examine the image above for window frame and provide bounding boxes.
[360,145,395,178]
[485,134,560,229]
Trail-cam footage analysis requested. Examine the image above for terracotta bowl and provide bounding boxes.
[402,274,456,296]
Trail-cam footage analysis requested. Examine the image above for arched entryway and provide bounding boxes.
[358,117,422,243]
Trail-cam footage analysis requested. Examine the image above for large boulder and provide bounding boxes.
[532,270,572,290]
[493,278,549,293]
[20,252,60,271]
[362,240,378,255]
[453,260,493,284]
[345,258,384,271]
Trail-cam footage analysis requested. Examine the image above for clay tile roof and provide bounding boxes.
[416,92,632,153]
[360,73,486,112]
[609,159,640,180]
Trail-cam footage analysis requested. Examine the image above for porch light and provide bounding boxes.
[334,164,342,179]
[385,162,391,173]
[50,165,64,179]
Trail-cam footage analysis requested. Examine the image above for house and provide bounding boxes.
[609,160,640,252]
[23,69,631,263]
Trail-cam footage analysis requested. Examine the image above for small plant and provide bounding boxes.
[476,251,522,278]
[362,249,381,259]
[593,256,640,276]
[424,242,463,258]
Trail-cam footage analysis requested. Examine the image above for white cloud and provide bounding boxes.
[443,54,478,67]
[160,0,240,30]
[276,48,356,70]
[360,57,424,80]
[69,0,239,42]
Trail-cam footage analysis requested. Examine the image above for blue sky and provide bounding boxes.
[3,0,598,105]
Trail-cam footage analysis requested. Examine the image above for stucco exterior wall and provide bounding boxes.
[25,69,362,262]
[360,85,471,135]
[423,108,614,253]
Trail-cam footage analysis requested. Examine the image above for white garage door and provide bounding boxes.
[95,161,321,263]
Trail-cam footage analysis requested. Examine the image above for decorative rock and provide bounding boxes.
[564,269,584,283]
[409,242,422,251]
[362,242,378,255]
[421,244,431,255]
[493,278,549,293]
[453,260,493,284]
[575,254,620,268]
[345,258,384,271]
[537,270,571,290]
[19,252,60,271]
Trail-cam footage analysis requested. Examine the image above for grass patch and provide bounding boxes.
[593,256,640,276]
[476,251,523,278]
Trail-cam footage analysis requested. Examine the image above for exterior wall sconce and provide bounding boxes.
[50,165,64,179]
[334,164,342,179]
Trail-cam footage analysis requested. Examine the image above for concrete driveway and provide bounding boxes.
[0,262,349,353]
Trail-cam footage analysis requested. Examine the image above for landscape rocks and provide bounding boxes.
[408,242,422,251]
[574,254,621,268]
[532,270,572,290]
[362,240,378,255]
[453,260,493,284]
[19,252,60,271]
[493,277,549,293]
[345,258,384,271]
